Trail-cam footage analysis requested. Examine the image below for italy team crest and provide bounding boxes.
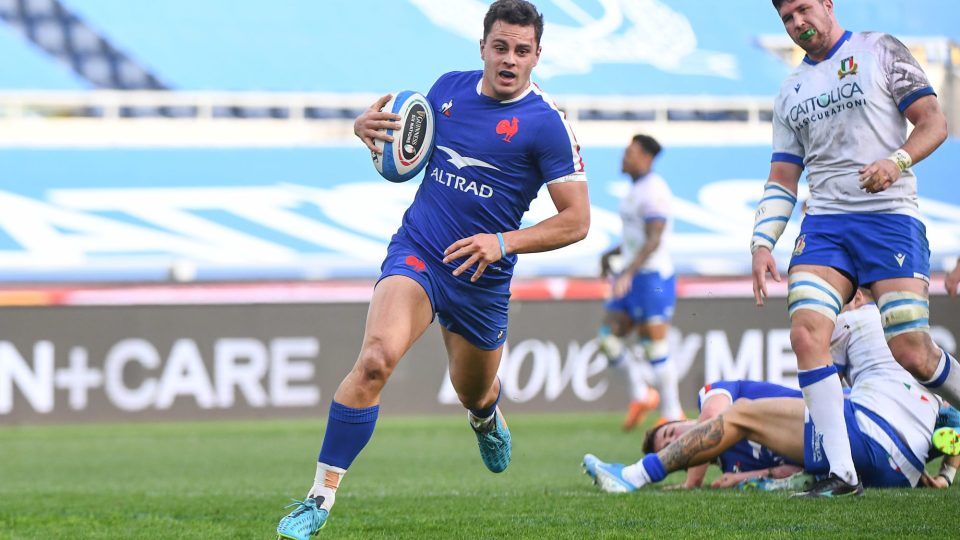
[793,234,806,256]
[838,56,858,79]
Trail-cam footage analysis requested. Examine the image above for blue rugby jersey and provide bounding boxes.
[398,70,586,289]
[698,380,802,474]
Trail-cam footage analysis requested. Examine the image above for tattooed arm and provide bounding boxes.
[658,415,728,472]
[655,397,807,477]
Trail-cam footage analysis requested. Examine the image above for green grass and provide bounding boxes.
[1,412,956,539]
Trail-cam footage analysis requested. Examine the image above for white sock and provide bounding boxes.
[651,358,683,420]
[621,462,650,488]
[309,462,345,511]
[921,350,960,404]
[607,353,649,401]
[799,367,859,485]
[468,410,496,430]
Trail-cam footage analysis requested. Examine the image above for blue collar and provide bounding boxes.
[803,30,852,65]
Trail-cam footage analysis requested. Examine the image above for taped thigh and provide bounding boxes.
[641,338,669,365]
[787,272,843,322]
[876,291,929,341]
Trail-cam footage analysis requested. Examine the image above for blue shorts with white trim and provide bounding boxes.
[605,271,676,324]
[803,400,914,488]
[789,213,930,288]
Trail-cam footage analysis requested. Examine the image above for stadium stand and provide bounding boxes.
[0,0,957,282]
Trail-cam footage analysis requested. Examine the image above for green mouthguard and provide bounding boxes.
[800,29,817,41]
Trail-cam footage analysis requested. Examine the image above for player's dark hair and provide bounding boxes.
[772,0,822,11]
[641,420,683,454]
[632,134,662,158]
[483,0,544,46]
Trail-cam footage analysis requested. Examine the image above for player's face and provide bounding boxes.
[777,0,837,59]
[480,21,541,101]
[621,143,651,179]
[653,420,697,451]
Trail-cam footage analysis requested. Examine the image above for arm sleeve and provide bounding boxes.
[877,34,936,112]
[535,110,586,185]
[697,381,737,412]
[771,93,805,167]
[640,177,671,222]
[426,71,453,106]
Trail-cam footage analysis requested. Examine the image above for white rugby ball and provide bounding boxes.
[372,90,435,183]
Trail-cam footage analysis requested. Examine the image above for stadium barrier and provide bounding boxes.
[0,91,775,147]
[2,280,956,425]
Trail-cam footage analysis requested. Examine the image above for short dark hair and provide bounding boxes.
[772,0,821,11]
[483,0,544,46]
[641,420,683,454]
[632,134,662,158]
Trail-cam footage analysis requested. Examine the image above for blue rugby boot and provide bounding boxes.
[277,496,328,540]
[737,472,814,492]
[470,406,511,473]
[582,453,638,493]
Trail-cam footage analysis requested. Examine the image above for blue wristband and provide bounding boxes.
[495,232,506,259]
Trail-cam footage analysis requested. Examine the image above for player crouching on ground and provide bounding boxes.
[583,289,960,495]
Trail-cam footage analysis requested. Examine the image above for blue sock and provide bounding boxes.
[469,379,501,419]
[317,400,379,470]
[641,453,667,483]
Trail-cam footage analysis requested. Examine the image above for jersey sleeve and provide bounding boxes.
[771,93,805,167]
[426,71,455,106]
[534,110,586,185]
[697,381,737,412]
[640,177,671,222]
[876,34,936,112]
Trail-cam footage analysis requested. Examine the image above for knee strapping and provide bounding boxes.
[787,272,843,323]
[598,325,624,360]
[642,339,669,364]
[877,291,929,341]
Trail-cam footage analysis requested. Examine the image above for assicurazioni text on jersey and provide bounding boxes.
[772,31,935,218]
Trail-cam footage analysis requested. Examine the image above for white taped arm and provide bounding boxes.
[750,182,798,254]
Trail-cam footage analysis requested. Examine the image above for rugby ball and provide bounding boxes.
[372,91,435,183]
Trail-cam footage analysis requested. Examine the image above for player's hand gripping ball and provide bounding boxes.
[372,91,435,183]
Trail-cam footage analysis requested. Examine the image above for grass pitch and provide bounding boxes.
[1,412,956,539]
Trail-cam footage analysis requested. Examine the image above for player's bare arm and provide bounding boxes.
[946,260,960,297]
[710,464,804,489]
[751,164,802,306]
[680,393,732,488]
[353,94,402,153]
[600,244,622,278]
[858,95,947,193]
[659,415,726,472]
[614,220,664,298]
[506,180,590,253]
[443,181,589,282]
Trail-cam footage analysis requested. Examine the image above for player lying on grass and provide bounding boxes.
[584,289,960,494]
[642,380,807,490]
[643,381,959,491]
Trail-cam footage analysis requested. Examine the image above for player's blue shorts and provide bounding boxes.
[379,229,510,351]
[605,271,676,324]
[788,213,930,289]
[804,400,915,488]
